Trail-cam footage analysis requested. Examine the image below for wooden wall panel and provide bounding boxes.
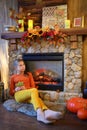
[67,0,87,90]
[82,37,87,89]
[68,0,87,27]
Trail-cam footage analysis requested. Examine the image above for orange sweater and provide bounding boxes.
[10,72,36,96]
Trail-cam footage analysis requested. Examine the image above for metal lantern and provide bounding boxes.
[0,82,4,102]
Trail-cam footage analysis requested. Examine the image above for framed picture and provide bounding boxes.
[74,16,84,27]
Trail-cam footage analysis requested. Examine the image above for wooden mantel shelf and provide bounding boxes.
[1,28,87,40]
[1,31,25,40]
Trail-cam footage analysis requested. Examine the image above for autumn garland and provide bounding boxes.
[20,26,67,49]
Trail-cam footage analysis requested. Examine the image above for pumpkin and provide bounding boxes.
[66,97,87,113]
[77,107,87,119]
[73,99,87,113]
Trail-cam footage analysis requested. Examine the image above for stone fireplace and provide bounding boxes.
[22,52,64,91]
[8,35,82,104]
[1,28,86,104]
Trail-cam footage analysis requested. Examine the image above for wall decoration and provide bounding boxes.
[42,5,67,29]
[74,16,84,27]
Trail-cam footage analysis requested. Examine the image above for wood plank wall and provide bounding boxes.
[82,37,87,89]
[68,0,87,27]
[67,0,87,89]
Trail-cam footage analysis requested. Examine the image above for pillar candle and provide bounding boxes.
[18,19,24,32]
[82,16,84,28]
[65,20,70,28]
[28,20,33,29]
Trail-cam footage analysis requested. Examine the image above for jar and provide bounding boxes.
[0,82,4,102]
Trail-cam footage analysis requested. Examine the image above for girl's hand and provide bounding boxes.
[21,86,25,90]
[15,86,25,92]
[15,87,21,92]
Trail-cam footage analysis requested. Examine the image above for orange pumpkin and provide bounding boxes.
[67,97,87,113]
[77,108,87,119]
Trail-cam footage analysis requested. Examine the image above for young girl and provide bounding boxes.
[10,59,63,124]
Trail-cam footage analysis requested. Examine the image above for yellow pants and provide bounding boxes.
[14,88,48,111]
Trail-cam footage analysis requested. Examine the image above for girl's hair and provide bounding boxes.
[17,58,24,63]
[17,58,29,75]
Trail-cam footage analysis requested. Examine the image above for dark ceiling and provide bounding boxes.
[17,0,67,27]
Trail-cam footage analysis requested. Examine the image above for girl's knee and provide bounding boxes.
[31,88,38,93]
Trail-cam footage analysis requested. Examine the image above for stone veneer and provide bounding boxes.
[9,35,83,104]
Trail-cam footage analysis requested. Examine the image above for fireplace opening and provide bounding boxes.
[22,53,64,91]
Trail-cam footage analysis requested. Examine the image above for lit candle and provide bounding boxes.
[82,16,84,28]
[28,19,33,29]
[18,19,24,32]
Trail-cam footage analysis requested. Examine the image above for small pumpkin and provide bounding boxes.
[77,107,87,120]
[67,97,87,113]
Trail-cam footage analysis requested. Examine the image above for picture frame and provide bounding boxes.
[74,16,84,27]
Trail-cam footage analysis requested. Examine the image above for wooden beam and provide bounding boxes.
[1,28,87,40]
[18,0,36,6]
[43,0,67,5]
[26,8,42,14]
[18,0,67,8]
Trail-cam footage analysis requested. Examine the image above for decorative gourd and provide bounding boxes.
[15,82,24,87]
[15,81,25,92]
[77,107,87,119]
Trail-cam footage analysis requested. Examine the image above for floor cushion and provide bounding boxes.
[3,99,37,116]
[3,99,66,117]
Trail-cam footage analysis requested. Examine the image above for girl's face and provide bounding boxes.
[17,61,26,73]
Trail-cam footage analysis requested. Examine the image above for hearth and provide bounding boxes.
[22,53,64,91]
